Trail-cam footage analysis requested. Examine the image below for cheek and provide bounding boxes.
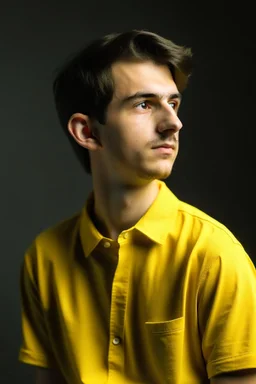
[104,113,153,153]
[123,115,153,143]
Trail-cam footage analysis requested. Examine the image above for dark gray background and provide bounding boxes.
[1,1,255,383]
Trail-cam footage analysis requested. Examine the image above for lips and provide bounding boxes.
[152,143,176,150]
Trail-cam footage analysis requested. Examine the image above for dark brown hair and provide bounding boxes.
[53,29,193,173]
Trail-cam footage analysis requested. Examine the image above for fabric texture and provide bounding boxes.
[18,180,256,383]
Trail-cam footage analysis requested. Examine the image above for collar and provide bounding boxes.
[80,180,180,257]
[135,180,179,244]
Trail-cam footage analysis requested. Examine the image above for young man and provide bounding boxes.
[18,30,256,383]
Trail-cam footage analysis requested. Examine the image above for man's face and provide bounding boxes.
[93,60,183,184]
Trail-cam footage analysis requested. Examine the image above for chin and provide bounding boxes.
[138,167,173,181]
[155,164,174,179]
[158,173,171,180]
[157,172,172,180]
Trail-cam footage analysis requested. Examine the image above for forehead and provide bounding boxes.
[111,60,178,99]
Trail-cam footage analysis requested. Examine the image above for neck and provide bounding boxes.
[90,178,160,241]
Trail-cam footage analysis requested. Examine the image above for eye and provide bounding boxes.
[134,100,178,111]
[169,101,177,109]
[135,101,151,110]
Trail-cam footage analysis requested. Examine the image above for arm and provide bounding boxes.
[211,368,256,383]
[198,242,256,379]
[36,368,67,384]
[19,246,57,372]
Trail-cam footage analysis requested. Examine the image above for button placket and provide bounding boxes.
[103,241,111,248]
[108,242,130,376]
[112,337,121,345]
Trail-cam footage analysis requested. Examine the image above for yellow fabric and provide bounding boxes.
[18,180,256,383]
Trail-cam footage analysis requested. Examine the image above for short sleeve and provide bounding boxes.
[198,243,256,379]
[18,244,55,368]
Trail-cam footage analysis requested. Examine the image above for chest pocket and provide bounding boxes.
[145,317,184,384]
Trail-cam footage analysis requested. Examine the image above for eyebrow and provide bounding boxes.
[120,91,182,105]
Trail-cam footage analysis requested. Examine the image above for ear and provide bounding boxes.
[67,113,102,151]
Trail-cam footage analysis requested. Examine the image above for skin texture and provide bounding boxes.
[68,60,182,239]
[91,60,182,184]
[36,60,256,383]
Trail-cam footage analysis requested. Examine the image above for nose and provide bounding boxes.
[156,105,183,134]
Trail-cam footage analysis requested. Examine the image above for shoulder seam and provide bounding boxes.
[178,205,242,247]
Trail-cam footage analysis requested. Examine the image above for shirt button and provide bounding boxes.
[112,337,121,345]
[103,241,111,248]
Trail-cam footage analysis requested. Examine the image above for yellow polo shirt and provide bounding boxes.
[18,180,256,383]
